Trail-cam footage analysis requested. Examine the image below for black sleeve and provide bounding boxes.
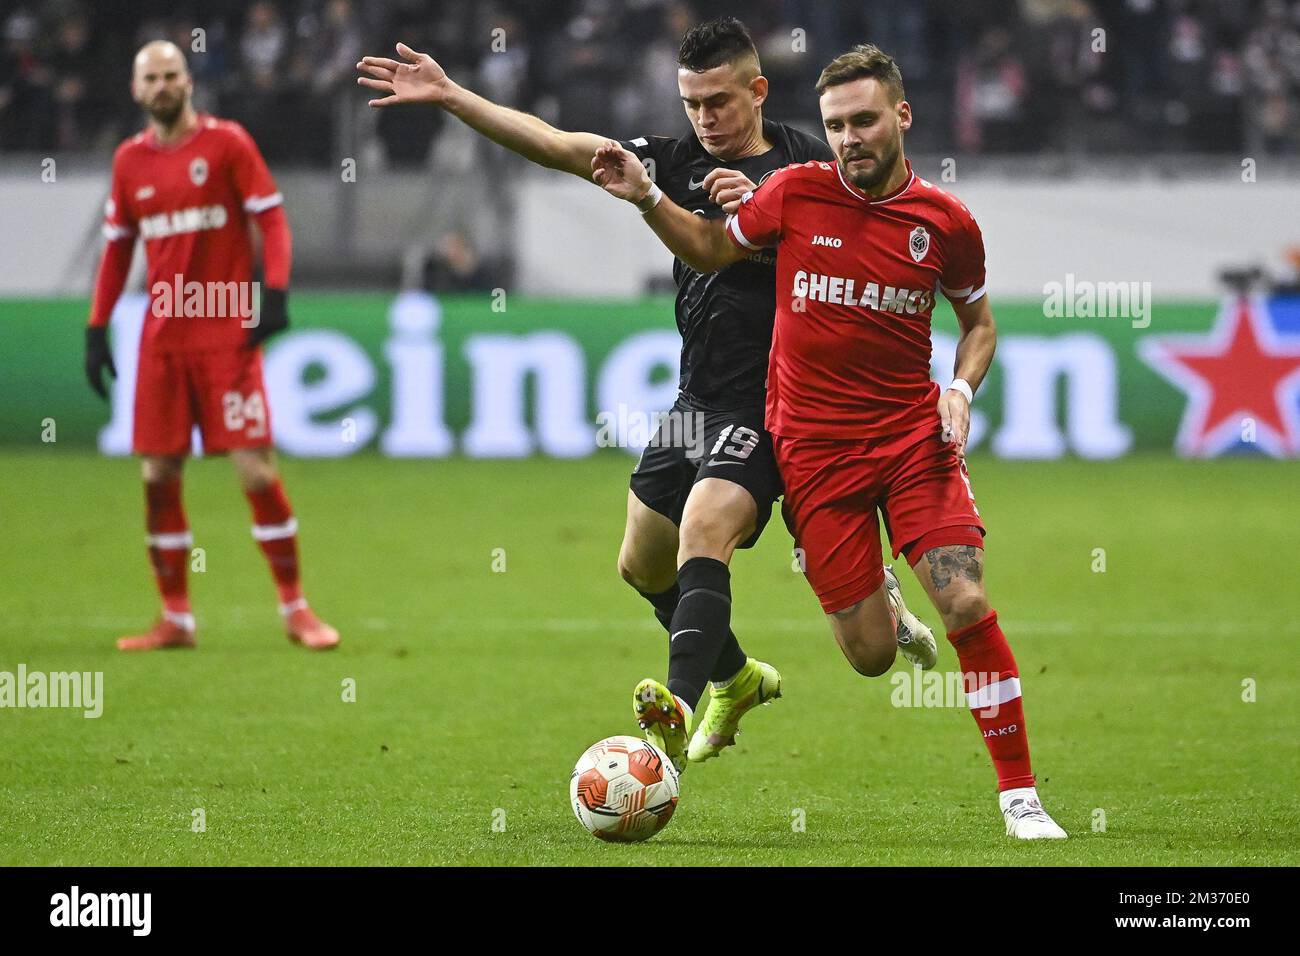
[619,135,679,180]
[789,126,835,163]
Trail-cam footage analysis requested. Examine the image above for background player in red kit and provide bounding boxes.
[591,44,1067,839]
[84,41,338,652]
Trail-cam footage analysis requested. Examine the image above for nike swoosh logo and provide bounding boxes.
[688,176,707,190]
[670,629,702,642]
[706,459,745,467]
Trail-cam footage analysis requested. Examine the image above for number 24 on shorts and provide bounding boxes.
[222,390,267,438]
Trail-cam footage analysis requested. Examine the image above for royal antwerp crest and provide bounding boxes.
[908,225,930,263]
[1140,296,1300,458]
[189,157,208,186]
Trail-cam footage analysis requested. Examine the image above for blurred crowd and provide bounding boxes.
[3,0,1298,160]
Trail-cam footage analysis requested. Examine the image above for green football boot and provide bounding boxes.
[633,678,693,774]
[686,658,782,764]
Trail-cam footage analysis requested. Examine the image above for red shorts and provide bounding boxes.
[776,420,985,614]
[132,346,273,456]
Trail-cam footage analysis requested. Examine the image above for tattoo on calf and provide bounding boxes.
[924,545,982,590]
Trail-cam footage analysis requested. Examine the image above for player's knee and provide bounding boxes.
[678,510,747,562]
[845,641,896,677]
[238,472,273,493]
[616,554,644,589]
[617,548,673,595]
[243,474,275,493]
[938,586,991,633]
[833,612,898,677]
[141,457,182,484]
[234,457,277,492]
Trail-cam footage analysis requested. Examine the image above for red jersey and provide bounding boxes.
[100,114,283,353]
[726,158,986,439]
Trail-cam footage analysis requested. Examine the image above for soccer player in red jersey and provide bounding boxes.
[591,44,1067,838]
[84,41,338,652]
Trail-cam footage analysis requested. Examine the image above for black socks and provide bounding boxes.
[638,560,749,712]
[639,582,680,634]
[666,557,744,711]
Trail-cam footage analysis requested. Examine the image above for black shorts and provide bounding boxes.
[628,397,782,549]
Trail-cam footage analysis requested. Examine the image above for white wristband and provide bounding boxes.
[947,378,974,404]
[636,183,663,215]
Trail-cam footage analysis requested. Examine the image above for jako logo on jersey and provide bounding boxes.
[792,270,935,315]
[138,204,228,240]
[135,185,155,200]
[811,235,842,248]
[909,225,930,263]
[189,157,208,185]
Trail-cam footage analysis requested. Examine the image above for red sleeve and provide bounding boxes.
[226,122,282,216]
[90,148,137,327]
[939,206,987,304]
[101,146,137,242]
[89,238,134,327]
[254,203,292,289]
[725,166,794,251]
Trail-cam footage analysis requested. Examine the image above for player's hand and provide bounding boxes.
[938,388,970,458]
[84,326,116,400]
[703,168,757,214]
[247,288,289,348]
[357,42,451,107]
[591,140,652,204]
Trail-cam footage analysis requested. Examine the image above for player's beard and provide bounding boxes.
[146,89,188,128]
[841,136,902,193]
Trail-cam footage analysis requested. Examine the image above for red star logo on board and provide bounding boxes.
[1140,297,1300,458]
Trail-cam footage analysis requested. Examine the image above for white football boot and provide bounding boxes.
[1000,787,1069,839]
[884,566,938,670]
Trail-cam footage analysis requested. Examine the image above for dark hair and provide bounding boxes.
[678,17,760,73]
[815,43,905,101]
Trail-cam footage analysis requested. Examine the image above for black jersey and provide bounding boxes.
[621,119,833,410]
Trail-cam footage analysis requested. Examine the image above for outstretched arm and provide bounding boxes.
[590,140,747,274]
[357,43,606,179]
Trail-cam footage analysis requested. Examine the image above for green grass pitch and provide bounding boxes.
[1,450,1296,865]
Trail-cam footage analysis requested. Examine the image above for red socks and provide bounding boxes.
[144,477,193,626]
[244,479,304,609]
[946,610,1036,792]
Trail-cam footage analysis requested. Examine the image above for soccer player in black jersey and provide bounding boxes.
[357,19,932,772]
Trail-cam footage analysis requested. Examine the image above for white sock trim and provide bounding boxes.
[147,530,193,549]
[252,517,298,542]
[966,675,1022,711]
[279,597,308,617]
[163,610,196,631]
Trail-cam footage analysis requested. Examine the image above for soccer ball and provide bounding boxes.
[570,735,680,842]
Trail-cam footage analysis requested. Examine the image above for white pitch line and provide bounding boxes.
[6,617,1295,638]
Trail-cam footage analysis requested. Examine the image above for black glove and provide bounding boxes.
[247,287,289,348]
[84,326,117,400]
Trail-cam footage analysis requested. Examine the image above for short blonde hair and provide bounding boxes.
[815,44,904,102]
